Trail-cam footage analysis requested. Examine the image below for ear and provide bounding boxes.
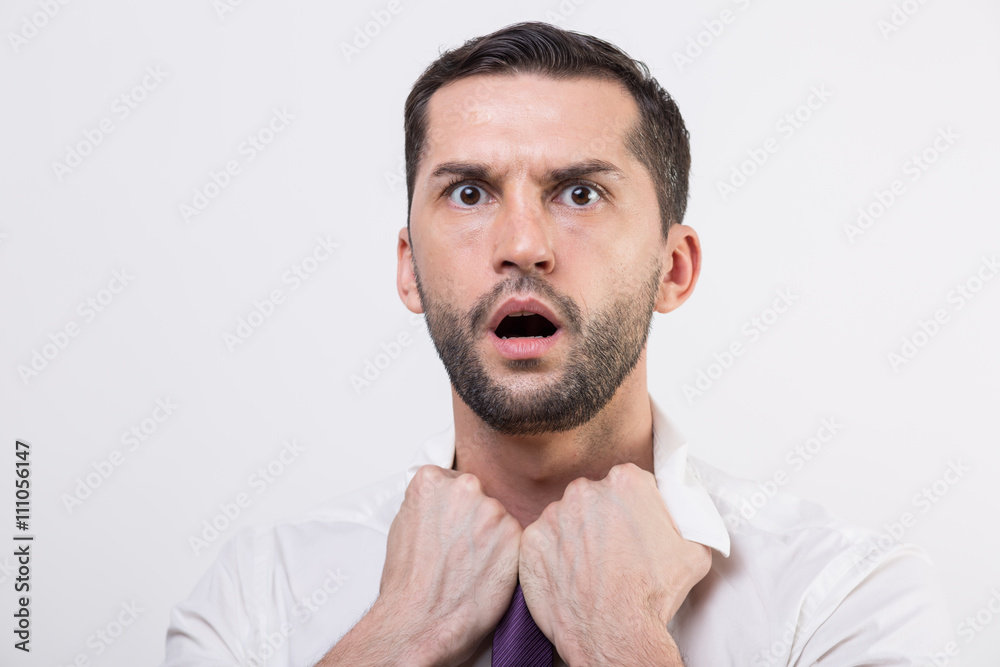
[655,224,701,314]
[397,226,424,315]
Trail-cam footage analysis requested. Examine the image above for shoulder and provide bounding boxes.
[232,467,410,582]
[687,456,956,664]
[690,454,914,573]
[273,468,410,534]
[164,470,409,664]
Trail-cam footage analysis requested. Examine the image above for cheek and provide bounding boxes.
[420,256,486,315]
[423,214,493,266]
[556,243,634,294]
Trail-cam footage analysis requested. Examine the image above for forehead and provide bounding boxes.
[421,72,640,177]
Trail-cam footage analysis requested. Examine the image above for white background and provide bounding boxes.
[2,0,998,664]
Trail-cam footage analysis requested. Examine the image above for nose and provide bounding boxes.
[491,192,555,276]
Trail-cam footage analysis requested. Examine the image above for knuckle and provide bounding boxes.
[405,470,428,499]
[537,502,557,525]
[500,511,522,536]
[406,465,450,504]
[687,544,713,577]
[479,496,507,522]
[622,461,643,475]
[564,475,591,497]
[521,522,544,551]
[454,471,484,495]
[609,461,641,482]
[482,501,521,540]
[412,464,439,485]
[480,495,502,513]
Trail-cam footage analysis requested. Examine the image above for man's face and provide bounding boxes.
[399,73,671,436]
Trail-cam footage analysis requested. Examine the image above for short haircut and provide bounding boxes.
[403,21,691,241]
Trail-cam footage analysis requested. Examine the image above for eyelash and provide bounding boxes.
[441,178,608,206]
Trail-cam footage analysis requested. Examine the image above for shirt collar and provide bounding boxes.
[404,393,731,558]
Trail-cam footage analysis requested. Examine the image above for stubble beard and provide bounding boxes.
[414,255,663,436]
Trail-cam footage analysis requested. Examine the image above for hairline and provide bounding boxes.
[407,70,666,242]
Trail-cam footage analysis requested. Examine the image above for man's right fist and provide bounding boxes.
[375,465,523,665]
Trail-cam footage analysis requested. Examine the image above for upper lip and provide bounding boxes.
[487,296,563,332]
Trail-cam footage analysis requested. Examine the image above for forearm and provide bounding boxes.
[628,627,685,667]
[561,618,686,667]
[313,598,445,667]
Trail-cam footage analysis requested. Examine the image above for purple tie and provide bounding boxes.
[492,582,553,667]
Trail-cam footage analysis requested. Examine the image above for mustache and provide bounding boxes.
[469,274,582,335]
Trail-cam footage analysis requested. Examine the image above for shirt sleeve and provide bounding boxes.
[161,526,261,666]
[790,549,958,666]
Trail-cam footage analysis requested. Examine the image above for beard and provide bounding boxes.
[413,254,663,436]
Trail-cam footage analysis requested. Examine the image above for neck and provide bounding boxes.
[451,361,654,528]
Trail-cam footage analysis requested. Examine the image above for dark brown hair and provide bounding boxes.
[403,21,691,241]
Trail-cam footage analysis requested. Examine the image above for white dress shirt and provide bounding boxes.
[163,394,957,666]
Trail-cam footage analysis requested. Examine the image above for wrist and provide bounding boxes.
[557,613,683,667]
[362,596,462,667]
[628,614,684,667]
[316,597,429,667]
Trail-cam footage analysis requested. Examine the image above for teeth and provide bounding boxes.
[507,311,529,317]
[499,336,546,339]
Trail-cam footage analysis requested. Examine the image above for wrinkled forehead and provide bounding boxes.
[419,72,641,182]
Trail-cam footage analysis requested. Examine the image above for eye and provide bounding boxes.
[557,183,602,207]
[448,183,488,207]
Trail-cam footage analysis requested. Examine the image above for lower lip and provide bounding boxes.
[490,328,563,360]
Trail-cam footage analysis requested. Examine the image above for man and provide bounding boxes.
[164,21,955,666]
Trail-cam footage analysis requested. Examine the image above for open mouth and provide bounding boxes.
[493,312,559,339]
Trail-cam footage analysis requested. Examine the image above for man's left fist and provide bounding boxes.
[518,462,711,665]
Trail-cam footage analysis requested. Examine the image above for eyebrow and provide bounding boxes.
[428,159,625,185]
